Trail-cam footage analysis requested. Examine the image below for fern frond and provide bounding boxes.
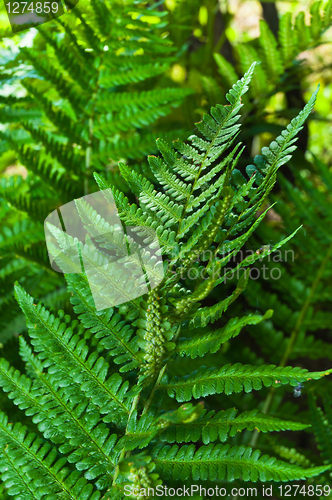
[310,1,323,39]
[0,411,102,500]
[161,364,332,402]
[0,348,119,487]
[177,311,273,359]
[278,12,297,64]
[66,273,141,371]
[258,20,283,81]
[14,285,132,424]
[159,406,310,444]
[152,443,329,482]
[248,85,319,200]
[295,11,311,50]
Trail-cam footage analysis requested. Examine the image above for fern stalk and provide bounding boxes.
[112,394,141,487]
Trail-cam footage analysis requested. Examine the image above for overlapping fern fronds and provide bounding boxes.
[0,66,330,499]
[0,0,192,342]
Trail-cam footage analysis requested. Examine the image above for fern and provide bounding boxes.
[0,66,330,499]
[0,0,192,341]
[152,443,329,482]
[162,364,332,402]
[159,406,310,444]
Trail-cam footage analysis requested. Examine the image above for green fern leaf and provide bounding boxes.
[162,364,332,402]
[152,443,330,482]
[258,20,283,81]
[14,284,132,424]
[177,310,273,359]
[66,273,141,371]
[0,411,102,500]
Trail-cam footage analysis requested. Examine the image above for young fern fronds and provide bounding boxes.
[248,85,319,193]
[138,290,167,380]
[137,290,177,382]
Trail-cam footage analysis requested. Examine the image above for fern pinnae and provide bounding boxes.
[152,443,330,482]
[93,173,176,253]
[159,406,310,445]
[99,63,169,88]
[188,270,250,329]
[194,141,243,191]
[171,62,256,236]
[0,411,103,500]
[14,285,131,424]
[177,311,273,359]
[308,395,332,463]
[148,154,191,202]
[162,364,332,402]
[12,338,119,485]
[212,222,303,290]
[65,274,141,371]
[0,448,36,500]
[22,122,83,177]
[119,162,182,226]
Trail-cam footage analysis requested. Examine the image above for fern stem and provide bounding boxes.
[112,394,140,486]
[141,364,167,416]
[250,240,332,448]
